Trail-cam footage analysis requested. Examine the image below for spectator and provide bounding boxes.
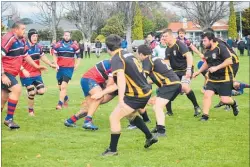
[79,40,85,59]
[84,40,91,58]
[95,39,102,58]
[121,38,128,51]
[232,38,237,53]
[237,38,246,56]
[227,37,233,49]
[145,32,159,49]
[247,35,250,56]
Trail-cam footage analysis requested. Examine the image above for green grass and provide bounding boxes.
[2,52,249,167]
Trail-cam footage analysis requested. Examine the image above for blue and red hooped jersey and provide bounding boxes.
[19,42,44,78]
[83,59,112,84]
[53,40,80,67]
[1,31,29,76]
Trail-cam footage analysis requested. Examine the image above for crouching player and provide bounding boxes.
[20,29,56,116]
[137,44,181,137]
[64,59,117,130]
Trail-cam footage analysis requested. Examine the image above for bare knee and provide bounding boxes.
[11,84,22,96]
[37,88,45,95]
[220,96,232,104]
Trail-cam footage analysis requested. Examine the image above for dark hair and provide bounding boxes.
[177,28,186,34]
[202,32,217,42]
[137,44,152,56]
[11,21,25,29]
[162,29,173,35]
[148,32,155,37]
[203,28,214,33]
[105,34,122,51]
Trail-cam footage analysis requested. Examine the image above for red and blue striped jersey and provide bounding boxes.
[1,31,29,76]
[83,59,112,84]
[19,42,44,78]
[53,40,80,67]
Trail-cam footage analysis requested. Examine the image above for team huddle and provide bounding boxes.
[2,21,249,156]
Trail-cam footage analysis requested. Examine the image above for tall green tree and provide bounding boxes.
[132,2,143,40]
[71,30,83,42]
[101,13,125,37]
[142,16,155,38]
[228,2,237,39]
[242,7,250,36]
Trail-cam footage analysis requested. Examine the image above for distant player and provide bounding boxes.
[19,29,56,116]
[64,59,117,130]
[193,32,239,121]
[164,29,202,117]
[1,21,47,129]
[137,44,181,137]
[53,31,81,110]
[102,34,157,156]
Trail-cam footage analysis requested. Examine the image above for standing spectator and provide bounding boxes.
[121,38,127,51]
[247,35,250,56]
[237,38,246,56]
[232,38,237,54]
[79,40,85,59]
[95,39,102,58]
[226,37,233,49]
[84,40,91,58]
[145,32,158,49]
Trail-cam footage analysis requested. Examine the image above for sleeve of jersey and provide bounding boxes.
[23,43,29,57]
[1,34,15,56]
[39,45,45,57]
[220,45,231,60]
[142,59,152,75]
[53,43,60,55]
[73,44,80,58]
[165,48,170,60]
[178,41,190,57]
[111,55,125,75]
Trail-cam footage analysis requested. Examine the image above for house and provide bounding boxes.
[157,19,229,41]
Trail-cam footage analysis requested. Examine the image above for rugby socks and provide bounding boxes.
[186,90,199,107]
[84,116,92,123]
[140,111,150,122]
[5,99,18,121]
[67,115,79,124]
[166,101,172,113]
[131,116,152,139]
[109,133,121,152]
[58,100,63,106]
[156,125,166,134]
[28,108,34,113]
[64,95,69,102]
[230,100,237,107]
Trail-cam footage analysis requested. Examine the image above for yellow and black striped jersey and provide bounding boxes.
[204,42,234,82]
[111,49,152,98]
[217,39,239,64]
[143,56,180,87]
[165,40,191,72]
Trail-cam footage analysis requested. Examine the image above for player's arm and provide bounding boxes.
[24,56,47,71]
[74,45,81,70]
[190,44,204,59]
[40,55,56,68]
[193,61,208,78]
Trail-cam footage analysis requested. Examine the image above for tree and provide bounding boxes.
[95,34,106,43]
[228,2,237,39]
[142,16,155,38]
[242,7,250,36]
[91,32,98,43]
[173,2,229,29]
[20,18,33,25]
[1,2,11,22]
[101,13,125,37]
[132,2,144,40]
[38,27,64,41]
[152,10,169,31]
[71,30,83,42]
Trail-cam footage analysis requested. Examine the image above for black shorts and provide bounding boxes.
[157,84,181,101]
[232,63,239,77]
[124,95,151,110]
[1,72,18,91]
[205,81,233,96]
[58,75,71,85]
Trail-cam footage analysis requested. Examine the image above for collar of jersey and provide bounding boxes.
[113,48,122,56]
[169,39,177,48]
[159,43,167,48]
[210,42,219,51]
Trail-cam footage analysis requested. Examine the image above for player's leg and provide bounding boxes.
[1,89,9,111]
[26,85,36,116]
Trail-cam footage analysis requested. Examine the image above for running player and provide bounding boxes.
[164,29,202,116]
[64,59,117,130]
[137,44,181,137]
[53,31,81,110]
[19,29,56,116]
[102,34,157,156]
[1,21,47,129]
[193,32,239,121]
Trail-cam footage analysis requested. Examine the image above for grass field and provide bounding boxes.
[1,52,249,167]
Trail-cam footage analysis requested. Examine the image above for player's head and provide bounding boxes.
[137,44,152,61]
[177,28,186,40]
[162,29,174,45]
[28,29,38,44]
[12,21,26,38]
[63,31,71,42]
[202,32,217,49]
[105,34,122,54]
[146,32,155,43]
[160,34,167,45]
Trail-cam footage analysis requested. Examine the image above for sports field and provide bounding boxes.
[2,52,249,167]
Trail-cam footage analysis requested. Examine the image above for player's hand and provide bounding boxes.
[185,70,192,78]
[208,66,218,73]
[22,69,30,78]
[38,65,48,72]
[91,92,104,100]
[192,71,200,79]
[1,74,11,86]
[50,63,57,69]
[74,64,79,70]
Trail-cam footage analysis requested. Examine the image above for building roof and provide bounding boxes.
[158,20,228,32]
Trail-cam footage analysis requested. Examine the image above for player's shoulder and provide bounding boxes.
[2,31,15,40]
